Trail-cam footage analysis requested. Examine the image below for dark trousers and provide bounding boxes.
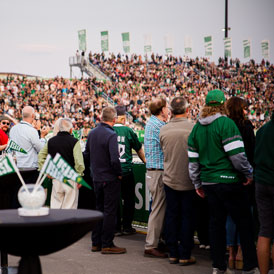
[203,183,257,271]
[164,185,195,259]
[116,172,135,230]
[194,194,210,246]
[92,180,121,248]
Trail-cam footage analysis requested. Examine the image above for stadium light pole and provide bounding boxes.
[224,0,228,62]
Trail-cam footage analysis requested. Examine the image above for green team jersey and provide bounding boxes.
[113,124,142,175]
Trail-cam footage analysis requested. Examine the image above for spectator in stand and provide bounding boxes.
[188,89,258,274]
[255,111,274,274]
[84,106,126,255]
[225,96,256,270]
[144,97,169,258]
[9,106,49,184]
[0,116,10,152]
[159,97,196,265]
[38,118,84,209]
[114,105,146,236]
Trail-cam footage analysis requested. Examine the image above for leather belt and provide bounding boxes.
[147,168,164,171]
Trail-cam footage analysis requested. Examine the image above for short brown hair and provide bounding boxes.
[101,106,117,122]
[170,97,188,115]
[149,98,166,116]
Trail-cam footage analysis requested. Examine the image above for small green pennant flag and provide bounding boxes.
[5,140,27,154]
[53,153,91,190]
[0,155,16,177]
[41,155,73,188]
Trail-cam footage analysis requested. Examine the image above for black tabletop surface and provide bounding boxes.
[0,209,103,257]
[0,209,102,227]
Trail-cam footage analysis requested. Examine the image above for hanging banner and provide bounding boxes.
[261,40,269,59]
[164,34,173,54]
[122,32,130,53]
[78,29,86,52]
[144,34,152,54]
[184,36,192,54]
[204,36,213,56]
[224,37,232,57]
[101,31,109,52]
[243,39,251,58]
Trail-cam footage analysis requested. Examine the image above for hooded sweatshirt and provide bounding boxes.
[188,113,253,189]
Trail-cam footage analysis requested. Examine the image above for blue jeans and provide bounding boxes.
[226,215,240,246]
[203,183,257,271]
[164,185,195,259]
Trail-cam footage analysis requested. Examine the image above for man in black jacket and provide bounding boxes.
[84,106,126,255]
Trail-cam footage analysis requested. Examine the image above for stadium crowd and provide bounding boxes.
[0,53,274,274]
[0,53,273,132]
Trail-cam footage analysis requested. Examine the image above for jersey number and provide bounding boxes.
[118,144,126,163]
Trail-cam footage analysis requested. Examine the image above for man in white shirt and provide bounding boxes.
[9,106,48,184]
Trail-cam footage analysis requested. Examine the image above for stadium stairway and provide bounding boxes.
[69,56,111,82]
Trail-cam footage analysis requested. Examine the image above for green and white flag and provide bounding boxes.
[0,155,16,177]
[122,32,130,53]
[5,140,27,154]
[184,36,192,54]
[243,39,251,58]
[72,129,83,140]
[144,34,152,54]
[164,34,173,54]
[261,40,269,59]
[53,153,91,189]
[101,31,109,52]
[224,37,232,57]
[78,29,87,52]
[41,155,72,188]
[204,36,213,56]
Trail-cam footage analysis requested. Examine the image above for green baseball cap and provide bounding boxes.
[206,89,226,106]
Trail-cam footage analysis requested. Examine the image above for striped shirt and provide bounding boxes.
[144,115,166,169]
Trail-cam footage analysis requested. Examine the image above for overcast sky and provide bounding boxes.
[0,0,273,78]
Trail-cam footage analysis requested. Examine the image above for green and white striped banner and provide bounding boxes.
[78,29,86,52]
[224,37,232,57]
[204,36,212,56]
[164,34,173,54]
[184,36,192,54]
[144,34,152,54]
[243,39,251,58]
[122,32,130,53]
[101,31,109,52]
[261,40,269,59]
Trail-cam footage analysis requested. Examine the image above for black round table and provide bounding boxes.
[0,209,103,274]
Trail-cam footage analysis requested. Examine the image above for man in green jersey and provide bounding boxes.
[188,89,258,274]
[114,106,146,235]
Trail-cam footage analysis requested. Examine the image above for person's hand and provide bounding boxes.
[41,126,50,138]
[196,187,205,198]
[243,177,253,186]
[0,143,7,151]
[33,119,41,130]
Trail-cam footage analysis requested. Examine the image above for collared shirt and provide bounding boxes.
[144,115,166,169]
[9,121,46,169]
